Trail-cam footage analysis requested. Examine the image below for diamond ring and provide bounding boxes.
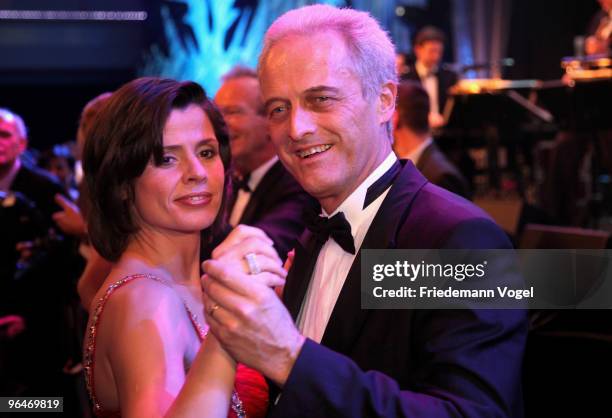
[244,252,261,275]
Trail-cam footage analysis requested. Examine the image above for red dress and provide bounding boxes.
[83,274,268,418]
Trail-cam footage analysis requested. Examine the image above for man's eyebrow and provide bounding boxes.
[219,105,243,111]
[263,97,287,109]
[162,138,217,151]
[263,86,340,109]
[304,86,340,95]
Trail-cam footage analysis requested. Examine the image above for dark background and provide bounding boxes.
[0,0,602,151]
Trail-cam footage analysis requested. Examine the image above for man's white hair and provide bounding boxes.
[258,4,398,100]
[0,108,27,140]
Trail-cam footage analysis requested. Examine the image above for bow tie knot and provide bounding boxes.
[233,174,251,192]
[304,210,356,254]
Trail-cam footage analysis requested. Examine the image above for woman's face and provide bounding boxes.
[133,104,225,236]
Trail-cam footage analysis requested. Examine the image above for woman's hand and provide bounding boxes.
[207,225,287,285]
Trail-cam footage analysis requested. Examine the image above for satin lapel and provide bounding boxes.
[282,229,318,321]
[239,161,283,225]
[320,161,429,353]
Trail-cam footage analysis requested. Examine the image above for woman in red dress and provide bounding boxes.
[82,77,282,418]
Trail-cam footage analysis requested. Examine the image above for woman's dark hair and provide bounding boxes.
[83,77,231,261]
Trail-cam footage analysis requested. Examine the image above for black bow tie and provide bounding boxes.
[233,174,251,192]
[304,210,356,255]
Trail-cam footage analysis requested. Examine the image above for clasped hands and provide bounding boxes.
[201,225,305,387]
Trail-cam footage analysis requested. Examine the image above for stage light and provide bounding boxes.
[0,10,147,21]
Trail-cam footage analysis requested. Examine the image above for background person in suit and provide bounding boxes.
[0,108,67,229]
[201,5,527,418]
[393,80,471,199]
[0,107,83,404]
[401,26,458,128]
[214,66,315,258]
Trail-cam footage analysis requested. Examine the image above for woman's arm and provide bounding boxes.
[105,280,235,418]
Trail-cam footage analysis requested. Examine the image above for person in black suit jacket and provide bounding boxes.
[201,5,526,418]
[1,108,67,231]
[214,66,315,258]
[1,107,82,399]
[401,26,458,129]
[394,81,471,199]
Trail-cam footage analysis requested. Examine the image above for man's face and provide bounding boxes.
[260,31,393,212]
[0,118,26,168]
[214,77,269,174]
[414,40,444,70]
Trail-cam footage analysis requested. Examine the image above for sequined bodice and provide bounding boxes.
[83,273,251,418]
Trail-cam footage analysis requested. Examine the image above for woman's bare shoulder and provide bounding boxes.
[96,273,186,331]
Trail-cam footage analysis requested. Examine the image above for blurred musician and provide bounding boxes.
[585,0,612,55]
[402,26,458,128]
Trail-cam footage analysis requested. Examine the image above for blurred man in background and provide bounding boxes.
[402,26,458,128]
[393,81,471,199]
[214,66,315,258]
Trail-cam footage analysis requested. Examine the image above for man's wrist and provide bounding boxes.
[270,332,306,387]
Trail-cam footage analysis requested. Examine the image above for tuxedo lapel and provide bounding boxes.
[239,161,282,224]
[320,161,428,353]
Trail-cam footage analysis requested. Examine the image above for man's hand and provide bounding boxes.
[52,194,86,237]
[201,258,305,387]
[429,112,446,129]
[585,35,609,55]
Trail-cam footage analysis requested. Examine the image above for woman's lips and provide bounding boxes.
[174,192,213,207]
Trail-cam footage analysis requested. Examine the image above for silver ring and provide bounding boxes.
[244,252,261,275]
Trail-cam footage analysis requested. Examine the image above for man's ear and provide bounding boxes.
[377,81,397,126]
[17,136,27,155]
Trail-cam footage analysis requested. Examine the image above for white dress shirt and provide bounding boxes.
[416,61,440,117]
[297,152,398,343]
[229,156,278,227]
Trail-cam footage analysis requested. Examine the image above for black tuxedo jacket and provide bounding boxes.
[417,142,472,200]
[401,65,458,114]
[11,162,67,229]
[232,160,317,259]
[269,161,527,418]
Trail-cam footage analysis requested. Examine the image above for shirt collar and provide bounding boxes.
[415,60,438,78]
[0,158,21,193]
[248,155,278,191]
[324,151,397,226]
[403,137,433,165]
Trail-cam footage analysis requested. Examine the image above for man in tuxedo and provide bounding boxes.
[202,5,527,418]
[214,66,315,258]
[394,81,471,199]
[401,26,457,128]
